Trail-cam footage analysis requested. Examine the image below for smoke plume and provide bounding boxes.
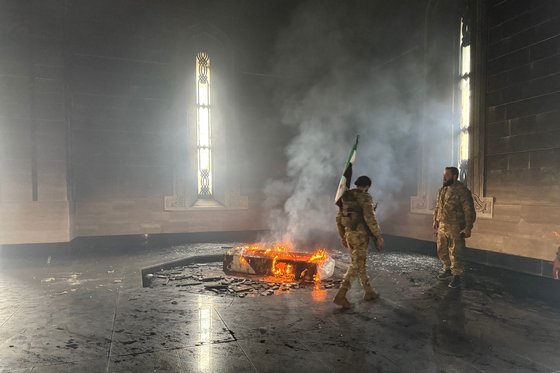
[262,0,450,247]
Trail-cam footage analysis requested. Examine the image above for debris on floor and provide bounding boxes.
[144,262,343,297]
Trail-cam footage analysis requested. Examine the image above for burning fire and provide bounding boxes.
[272,260,293,277]
[235,242,330,282]
[308,249,328,263]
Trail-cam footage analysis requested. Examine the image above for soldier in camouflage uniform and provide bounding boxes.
[553,247,560,280]
[334,176,384,309]
[433,167,476,288]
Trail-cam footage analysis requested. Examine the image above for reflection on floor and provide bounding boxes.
[0,243,559,372]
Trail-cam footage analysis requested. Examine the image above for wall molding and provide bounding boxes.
[410,194,433,215]
[473,193,494,218]
[164,180,248,211]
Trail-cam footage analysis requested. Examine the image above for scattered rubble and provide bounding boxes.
[144,262,343,298]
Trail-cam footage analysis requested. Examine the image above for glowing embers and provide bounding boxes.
[223,243,335,282]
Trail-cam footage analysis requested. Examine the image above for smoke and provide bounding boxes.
[262,0,450,247]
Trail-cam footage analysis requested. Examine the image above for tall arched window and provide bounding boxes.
[196,51,213,198]
[458,16,471,182]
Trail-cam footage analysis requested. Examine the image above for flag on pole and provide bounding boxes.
[335,135,359,206]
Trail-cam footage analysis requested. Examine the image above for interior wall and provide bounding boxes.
[0,0,299,244]
[0,0,71,244]
[387,0,560,262]
[3,0,557,256]
[472,0,560,260]
[67,1,177,238]
[384,0,461,244]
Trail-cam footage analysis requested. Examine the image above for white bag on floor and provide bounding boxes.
[317,256,335,279]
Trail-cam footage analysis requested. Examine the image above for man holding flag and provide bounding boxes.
[334,136,384,309]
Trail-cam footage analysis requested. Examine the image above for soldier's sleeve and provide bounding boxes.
[358,193,382,238]
[461,188,477,229]
[433,188,442,223]
[336,210,346,240]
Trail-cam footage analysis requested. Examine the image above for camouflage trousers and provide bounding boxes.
[340,231,371,290]
[436,223,465,276]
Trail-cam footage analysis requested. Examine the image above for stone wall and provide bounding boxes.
[387,0,560,263]
[74,194,266,237]
[0,0,71,244]
[3,0,558,261]
[0,0,295,244]
[477,0,560,260]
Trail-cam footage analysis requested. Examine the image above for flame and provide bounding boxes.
[308,249,327,264]
[272,260,293,277]
[235,242,329,282]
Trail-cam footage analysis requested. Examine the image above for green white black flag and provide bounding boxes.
[335,135,359,206]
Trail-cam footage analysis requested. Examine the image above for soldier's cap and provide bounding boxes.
[354,175,372,187]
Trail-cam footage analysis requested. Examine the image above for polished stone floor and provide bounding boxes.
[0,243,559,372]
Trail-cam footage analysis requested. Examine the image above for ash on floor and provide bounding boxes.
[144,262,344,297]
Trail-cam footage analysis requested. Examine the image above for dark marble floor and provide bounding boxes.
[0,243,559,372]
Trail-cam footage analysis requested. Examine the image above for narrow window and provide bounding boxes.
[458,17,471,182]
[196,51,213,198]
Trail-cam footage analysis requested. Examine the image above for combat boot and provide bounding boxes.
[333,287,352,309]
[448,275,464,289]
[363,285,379,301]
[437,268,453,280]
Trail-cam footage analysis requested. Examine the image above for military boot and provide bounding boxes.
[437,268,453,280]
[333,287,352,309]
[363,285,379,301]
[448,275,464,289]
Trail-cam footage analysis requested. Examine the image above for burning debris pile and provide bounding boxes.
[224,243,336,282]
[144,243,340,298]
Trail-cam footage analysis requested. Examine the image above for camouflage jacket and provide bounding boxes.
[433,181,476,229]
[336,189,382,239]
